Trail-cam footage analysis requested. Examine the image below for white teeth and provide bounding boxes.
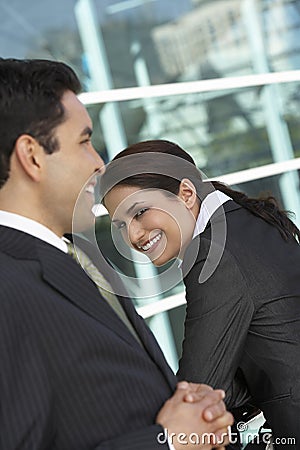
[138,233,162,251]
[85,185,95,194]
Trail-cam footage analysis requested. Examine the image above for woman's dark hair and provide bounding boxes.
[0,58,82,188]
[101,139,300,242]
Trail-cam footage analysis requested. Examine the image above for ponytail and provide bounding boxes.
[211,181,300,242]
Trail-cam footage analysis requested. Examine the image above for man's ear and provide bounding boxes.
[178,178,198,209]
[14,134,45,182]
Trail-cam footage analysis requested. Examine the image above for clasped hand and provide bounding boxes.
[156,381,233,450]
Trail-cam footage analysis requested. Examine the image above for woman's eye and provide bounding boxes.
[115,222,126,230]
[135,208,148,218]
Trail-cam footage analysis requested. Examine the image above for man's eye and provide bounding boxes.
[81,138,91,144]
[135,208,148,218]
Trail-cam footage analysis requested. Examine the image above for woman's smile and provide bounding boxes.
[136,231,162,252]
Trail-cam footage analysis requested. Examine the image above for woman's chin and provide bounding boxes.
[151,254,176,267]
[152,259,164,267]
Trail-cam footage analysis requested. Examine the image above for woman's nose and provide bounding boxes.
[128,221,145,247]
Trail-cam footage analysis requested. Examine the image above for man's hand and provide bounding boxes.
[177,381,214,401]
[156,383,233,450]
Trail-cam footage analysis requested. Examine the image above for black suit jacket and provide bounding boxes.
[178,201,300,448]
[0,226,176,450]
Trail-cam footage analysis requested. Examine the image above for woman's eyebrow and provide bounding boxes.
[126,202,145,215]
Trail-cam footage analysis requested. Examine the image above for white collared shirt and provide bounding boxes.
[192,189,232,238]
[177,190,232,268]
[0,211,68,253]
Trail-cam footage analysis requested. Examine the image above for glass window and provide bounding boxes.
[2,1,300,88]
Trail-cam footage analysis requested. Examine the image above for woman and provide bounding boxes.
[100,139,300,448]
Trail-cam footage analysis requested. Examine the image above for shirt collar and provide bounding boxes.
[192,190,232,238]
[177,190,232,268]
[0,211,68,253]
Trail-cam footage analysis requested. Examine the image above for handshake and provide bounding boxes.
[156,382,234,450]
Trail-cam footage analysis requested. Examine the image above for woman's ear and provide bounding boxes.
[14,134,45,182]
[178,178,198,209]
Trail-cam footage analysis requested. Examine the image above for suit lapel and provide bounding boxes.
[206,200,242,224]
[39,241,142,348]
[72,234,176,387]
[182,201,242,278]
[119,294,176,386]
[0,226,138,347]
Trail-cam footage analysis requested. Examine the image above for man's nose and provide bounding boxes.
[93,148,105,174]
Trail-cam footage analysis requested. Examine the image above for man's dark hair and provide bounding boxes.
[0,58,82,187]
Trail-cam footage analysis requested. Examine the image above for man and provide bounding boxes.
[0,58,233,450]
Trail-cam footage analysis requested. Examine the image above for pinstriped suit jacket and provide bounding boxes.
[0,226,176,450]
